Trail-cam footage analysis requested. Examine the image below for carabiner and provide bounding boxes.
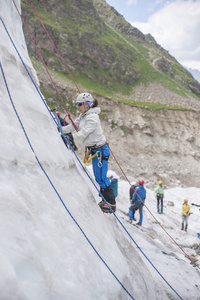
[96,151,102,168]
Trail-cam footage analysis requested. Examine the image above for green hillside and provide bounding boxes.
[21,0,200,109]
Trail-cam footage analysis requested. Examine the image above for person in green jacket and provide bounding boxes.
[182,199,190,232]
[154,181,164,214]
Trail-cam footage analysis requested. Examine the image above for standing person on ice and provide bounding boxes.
[181,199,190,232]
[128,180,146,226]
[62,93,116,213]
[109,175,118,198]
[154,181,164,214]
[128,181,139,218]
[129,182,139,204]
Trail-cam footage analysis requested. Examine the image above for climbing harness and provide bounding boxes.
[83,147,103,167]
[83,142,107,165]
[83,147,100,164]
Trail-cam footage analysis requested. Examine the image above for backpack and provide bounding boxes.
[129,185,136,200]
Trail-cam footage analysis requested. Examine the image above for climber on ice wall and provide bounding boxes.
[62,93,116,213]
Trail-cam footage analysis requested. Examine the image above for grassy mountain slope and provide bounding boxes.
[22,0,200,109]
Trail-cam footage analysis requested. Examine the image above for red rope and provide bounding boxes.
[11,0,79,131]
[26,0,81,95]
[109,145,200,270]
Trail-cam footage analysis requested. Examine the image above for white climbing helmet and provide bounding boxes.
[76,93,94,107]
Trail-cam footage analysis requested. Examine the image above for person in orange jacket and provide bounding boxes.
[181,199,190,232]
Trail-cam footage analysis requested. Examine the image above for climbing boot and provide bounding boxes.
[100,185,116,205]
[99,202,116,213]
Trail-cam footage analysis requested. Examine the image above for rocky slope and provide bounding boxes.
[97,97,200,188]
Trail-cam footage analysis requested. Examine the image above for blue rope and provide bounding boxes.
[0,61,135,299]
[24,31,62,109]
[0,17,184,300]
[0,17,57,127]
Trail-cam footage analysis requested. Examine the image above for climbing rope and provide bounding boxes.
[26,0,81,94]
[1,13,187,298]
[19,0,188,254]
[11,0,79,132]
[2,2,197,298]
[109,147,200,270]
[24,31,63,110]
[1,54,183,299]
[0,17,56,126]
[11,0,200,280]
[0,61,135,300]
[10,0,200,274]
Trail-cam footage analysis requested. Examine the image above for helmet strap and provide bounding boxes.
[83,103,90,112]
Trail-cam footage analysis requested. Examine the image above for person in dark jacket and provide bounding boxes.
[128,179,146,226]
[109,175,118,198]
[56,111,78,151]
[128,181,139,220]
[129,182,139,203]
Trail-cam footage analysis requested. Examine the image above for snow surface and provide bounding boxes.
[0,1,200,299]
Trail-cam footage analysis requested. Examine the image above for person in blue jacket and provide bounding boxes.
[128,179,146,226]
[109,175,118,198]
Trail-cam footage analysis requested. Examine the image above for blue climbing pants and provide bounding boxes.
[129,202,144,223]
[91,144,110,189]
